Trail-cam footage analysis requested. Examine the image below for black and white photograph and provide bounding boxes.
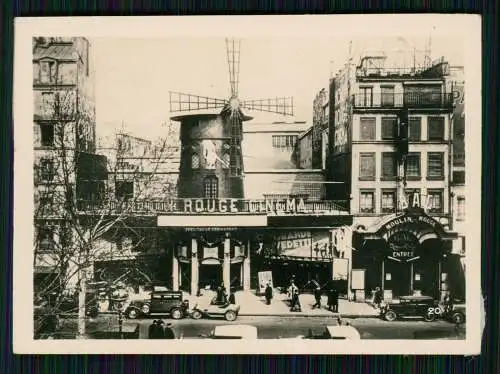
[13,15,481,354]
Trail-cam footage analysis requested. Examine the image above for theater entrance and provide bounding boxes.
[199,263,222,291]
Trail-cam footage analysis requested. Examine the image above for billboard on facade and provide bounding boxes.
[257,271,273,293]
[332,258,349,280]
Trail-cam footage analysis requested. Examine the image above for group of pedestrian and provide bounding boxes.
[313,286,339,312]
[148,320,176,339]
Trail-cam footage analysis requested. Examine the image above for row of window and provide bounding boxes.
[359,116,445,141]
[272,135,298,149]
[359,189,445,214]
[359,152,444,180]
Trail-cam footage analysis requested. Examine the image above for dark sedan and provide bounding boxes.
[380,295,439,322]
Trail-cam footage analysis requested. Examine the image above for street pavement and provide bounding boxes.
[59,315,465,340]
[184,289,378,317]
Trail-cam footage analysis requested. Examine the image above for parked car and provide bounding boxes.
[125,289,188,319]
[190,297,240,321]
[204,325,258,339]
[380,295,439,322]
[442,302,466,324]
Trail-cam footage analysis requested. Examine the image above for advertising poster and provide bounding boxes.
[258,271,273,293]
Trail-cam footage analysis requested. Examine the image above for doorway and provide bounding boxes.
[385,260,411,298]
[199,264,222,291]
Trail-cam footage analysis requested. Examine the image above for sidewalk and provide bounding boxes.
[186,289,379,318]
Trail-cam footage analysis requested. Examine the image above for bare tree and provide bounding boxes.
[34,86,179,338]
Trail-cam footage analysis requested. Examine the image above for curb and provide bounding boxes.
[238,313,380,318]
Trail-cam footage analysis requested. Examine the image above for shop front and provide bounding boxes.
[353,208,463,301]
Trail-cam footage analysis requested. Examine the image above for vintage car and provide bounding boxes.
[443,302,466,324]
[380,295,439,322]
[204,325,258,339]
[124,289,188,319]
[190,298,241,321]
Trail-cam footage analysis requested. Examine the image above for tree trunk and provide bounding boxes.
[76,268,87,339]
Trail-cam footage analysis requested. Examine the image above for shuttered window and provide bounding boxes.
[360,117,376,140]
[382,152,397,179]
[427,152,444,179]
[381,117,398,140]
[408,117,421,141]
[406,153,421,178]
[359,153,375,180]
[428,117,445,140]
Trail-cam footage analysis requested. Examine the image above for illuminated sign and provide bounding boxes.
[161,197,308,214]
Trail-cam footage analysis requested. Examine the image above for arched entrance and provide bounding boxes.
[354,209,459,300]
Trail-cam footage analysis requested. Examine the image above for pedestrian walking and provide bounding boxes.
[327,288,334,311]
[265,283,273,305]
[313,286,322,309]
[373,286,383,309]
[290,289,302,312]
[332,288,339,313]
[228,291,236,305]
[163,322,176,339]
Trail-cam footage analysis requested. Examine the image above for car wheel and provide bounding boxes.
[424,312,436,322]
[384,310,397,322]
[451,312,465,324]
[191,310,203,320]
[171,308,182,320]
[127,308,139,319]
[141,304,151,315]
[224,310,237,321]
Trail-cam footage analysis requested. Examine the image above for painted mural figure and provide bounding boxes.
[201,139,229,169]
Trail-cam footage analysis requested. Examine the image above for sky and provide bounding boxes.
[93,34,464,139]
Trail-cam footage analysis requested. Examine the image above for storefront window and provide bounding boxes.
[360,190,375,213]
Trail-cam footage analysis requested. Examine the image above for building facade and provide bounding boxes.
[327,52,465,302]
[33,37,102,293]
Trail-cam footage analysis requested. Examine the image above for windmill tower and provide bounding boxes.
[170,38,294,200]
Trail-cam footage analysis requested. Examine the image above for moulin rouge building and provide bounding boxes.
[91,40,354,297]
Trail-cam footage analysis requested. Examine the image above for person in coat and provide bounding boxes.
[327,288,334,311]
[265,283,273,305]
[228,291,236,305]
[290,289,302,312]
[313,286,322,309]
[332,288,339,313]
[373,287,383,309]
[163,322,176,339]
[148,320,165,339]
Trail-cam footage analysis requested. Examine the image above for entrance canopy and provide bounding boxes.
[358,209,457,242]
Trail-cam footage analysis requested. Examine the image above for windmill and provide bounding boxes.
[170,38,294,200]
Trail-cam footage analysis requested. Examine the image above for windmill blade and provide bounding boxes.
[169,91,227,113]
[240,97,294,116]
[225,38,241,98]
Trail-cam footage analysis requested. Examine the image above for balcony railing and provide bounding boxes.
[76,198,350,216]
[352,93,453,109]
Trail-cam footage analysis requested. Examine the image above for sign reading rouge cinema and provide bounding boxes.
[162,197,308,214]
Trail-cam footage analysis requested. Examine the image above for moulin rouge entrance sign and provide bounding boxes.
[163,197,308,214]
